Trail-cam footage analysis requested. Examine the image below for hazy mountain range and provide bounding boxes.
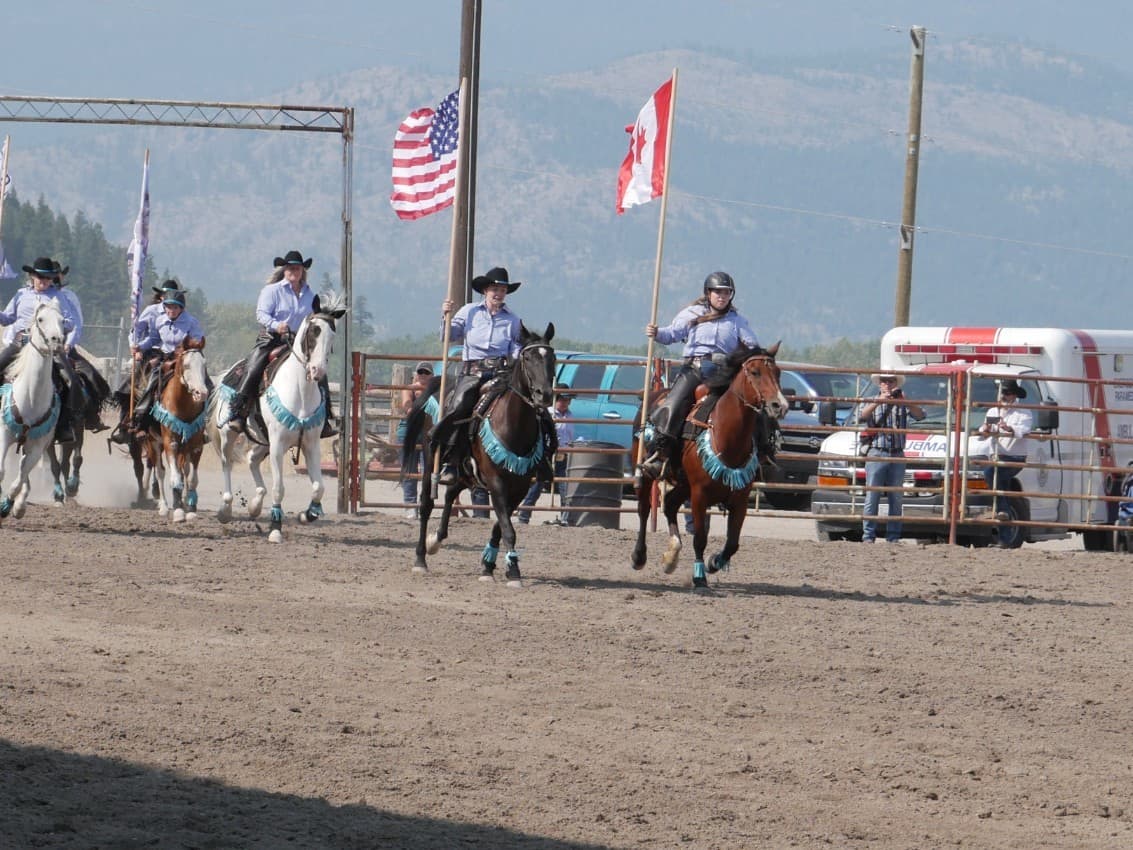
[8,37,1133,350]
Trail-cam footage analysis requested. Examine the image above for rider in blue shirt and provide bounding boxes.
[226,250,337,438]
[0,257,86,443]
[433,266,554,486]
[640,271,761,478]
[110,280,182,443]
[117,288,207,435]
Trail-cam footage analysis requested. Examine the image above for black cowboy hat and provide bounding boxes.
[22,257,60,278]
[273,250,313,269]
[152,279,181,295]
[471,266,521,295]
[998,379,1028,399]
[51,260,70,285]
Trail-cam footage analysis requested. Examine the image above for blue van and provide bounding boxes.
[553,353,654,449]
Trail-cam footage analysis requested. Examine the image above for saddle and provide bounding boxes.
[221,344,291,392]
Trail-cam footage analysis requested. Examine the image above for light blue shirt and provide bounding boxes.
[553,409,575,445]
[131,302,164,346]
[445,301,522,361]
[139,309,205,354]
[0,285,81,348]
[654,304,759,358]
[256,280,316,333]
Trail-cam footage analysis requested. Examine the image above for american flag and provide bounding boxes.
[390,89,460,221]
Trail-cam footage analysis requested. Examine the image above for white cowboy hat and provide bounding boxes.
[870,372,905,388]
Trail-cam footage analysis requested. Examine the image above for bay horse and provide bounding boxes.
[46,347,111,504]
[207,292,347,542]
[401,323,556,586]
[631,342,787,589]
[0,301,67,520]
[141,339,210,522]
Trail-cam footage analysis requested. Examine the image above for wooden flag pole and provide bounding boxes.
[431,76,470,497]
[635,67,679,474]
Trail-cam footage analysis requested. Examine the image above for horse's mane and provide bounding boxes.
[703,343,769,392]
[6,341,35,383]
[315,290,349,317]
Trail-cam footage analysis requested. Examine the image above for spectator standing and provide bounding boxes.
[398,361,434,518]
[859,371,925,543]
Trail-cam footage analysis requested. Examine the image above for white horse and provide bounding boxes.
[207,292,347,542]
[0,301,67,520]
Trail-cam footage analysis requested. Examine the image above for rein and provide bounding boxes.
[729,355,774,413]
[509,342,552,411]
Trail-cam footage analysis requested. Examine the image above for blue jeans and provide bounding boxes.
[863,451,906,542]
[983,454,1025,514]
[518,459,567,523]
[401,448,422,505]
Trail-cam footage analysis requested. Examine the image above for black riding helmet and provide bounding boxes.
[703,271,735,295]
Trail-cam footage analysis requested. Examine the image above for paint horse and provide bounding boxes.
[0,301,67,520]
[141,338,210,522]
[632,343,787,589]
[401,323,556,587]
[208,292,347,542]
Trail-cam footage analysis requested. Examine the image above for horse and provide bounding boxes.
[45,347,111,505]
[207,292,347,542]
[139,339,210,522]
[0,301,67,520]
[400,323,556,587]
[631,342,787,590]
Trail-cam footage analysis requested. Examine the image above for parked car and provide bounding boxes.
[554,353,652,449]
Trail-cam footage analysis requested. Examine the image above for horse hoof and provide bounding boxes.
[411,565,428,574]
[268,530,283,543]
[478,574,494,583]
[425,534,441,554]
[173,509,186,523]
[506,578,524,589]
[185,511,197,521]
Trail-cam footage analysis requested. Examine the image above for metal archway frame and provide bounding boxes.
[0,94,355,512]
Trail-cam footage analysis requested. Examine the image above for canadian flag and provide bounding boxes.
[615,76,673,215]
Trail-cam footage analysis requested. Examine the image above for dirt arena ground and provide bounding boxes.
[1,446,1132,849]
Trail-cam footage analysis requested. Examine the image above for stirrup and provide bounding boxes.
[639,451,667,479]
[320,418,339,439]
[109,423,131,445]
[438,464,459,486]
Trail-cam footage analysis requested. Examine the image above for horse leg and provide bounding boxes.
[47,443,65,504]
[487,485,523,588]
[65,434,82,497]
[154,445,170,518]
[660,481,689,574]
[266,439,287,543]
[426,479,462,556]
[631,478,653,570]
[296,431,325,524]
[246,443,269,520]
[184,448,201,520]
[412,458,439,573]
[707,491,750,578]
[12,439,50,519]
[689,489,713,590]
[216,429,236,522]
[168,442,187,523]
[130,440,147,506]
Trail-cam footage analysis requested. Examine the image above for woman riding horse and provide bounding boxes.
[632,343,787,589]
[639,271,762,479]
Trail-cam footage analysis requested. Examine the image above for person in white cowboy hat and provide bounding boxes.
[859,370,925,543]
[225,250,337,439]
[433,265,554,486]
[975,378,1033,522]
[50,259,111,433]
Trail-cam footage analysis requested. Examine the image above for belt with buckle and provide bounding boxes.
[463,356,509,376]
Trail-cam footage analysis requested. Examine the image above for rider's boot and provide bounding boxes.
[54,401,75,444]
[639,434,674,479]
[85,404,108,433]
[109,420,131,445]
[319,380,339,439]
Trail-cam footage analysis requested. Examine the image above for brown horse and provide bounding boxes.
[401,323,556,586]
[631,342,787,589]
[141,339,210,522]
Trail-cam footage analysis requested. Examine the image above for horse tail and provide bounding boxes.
[400,375,441,477]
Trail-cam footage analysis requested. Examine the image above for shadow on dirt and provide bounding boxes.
[0,739,613,850]
[546,575,1112,608]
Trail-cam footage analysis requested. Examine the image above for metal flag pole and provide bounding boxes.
[635,68,679,476]
[127,148,150,421]
[431,76,470,499]
[0,135,10,237]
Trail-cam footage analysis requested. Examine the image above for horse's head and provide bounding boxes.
[514,322,556,408]
[177,338,210,403]
[31,300,66,356]
[296,292,348,383]
[729,341,788,419]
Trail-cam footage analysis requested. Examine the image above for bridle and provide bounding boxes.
[729,353,778,414]
[511,342,554,411]
[28,304,63,357]
[293,312,334,369]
